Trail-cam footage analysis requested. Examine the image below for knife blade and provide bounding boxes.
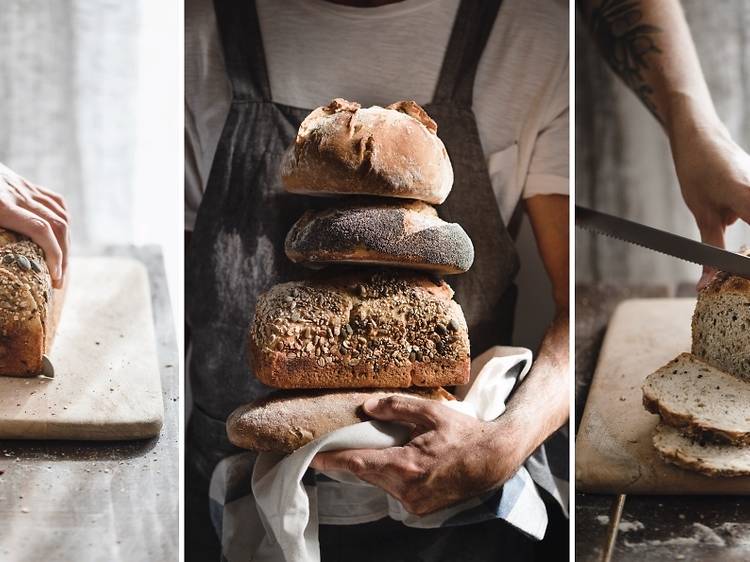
[575,205,750,277]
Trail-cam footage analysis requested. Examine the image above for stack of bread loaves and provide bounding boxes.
[227,99,475,453]
[642,261,750,477]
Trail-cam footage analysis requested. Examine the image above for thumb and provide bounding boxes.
[362,395,441,429]
[696,218,725,291]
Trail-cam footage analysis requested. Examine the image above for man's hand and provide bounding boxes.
[668,110,750,288]
[0,163,69,288]
[310,395,526,516]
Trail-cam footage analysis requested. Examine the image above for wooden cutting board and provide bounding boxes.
[576,298,750,494]
[0,257,163,440]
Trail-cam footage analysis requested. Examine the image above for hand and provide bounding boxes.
[668,115,750,289]
[310,395,526,516]
[0,163,69,288]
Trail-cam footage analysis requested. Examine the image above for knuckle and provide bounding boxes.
[346,456,366,474]
[49,218,68,235]
[28,217,51,235]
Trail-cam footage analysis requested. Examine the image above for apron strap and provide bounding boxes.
[213,0,272,102]
[432,0,504,107]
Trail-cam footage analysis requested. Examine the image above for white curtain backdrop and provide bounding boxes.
[0,0,181,314]
[576,0,750,284]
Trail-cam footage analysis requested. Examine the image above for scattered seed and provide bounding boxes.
[16,256,31,271]
[448,319,459,332]
[317,357,326,367]
[30,260,42,273]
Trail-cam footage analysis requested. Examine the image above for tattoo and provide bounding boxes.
[585,0,664,123]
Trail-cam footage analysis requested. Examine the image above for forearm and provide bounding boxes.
[492,307,570,464]
[580,0,720,134]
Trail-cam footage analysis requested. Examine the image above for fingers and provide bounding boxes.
[362,395,442,429]
[17,195,69,280]
[695,217,725,291]
[0,205,64,286]
[310,447,395,475]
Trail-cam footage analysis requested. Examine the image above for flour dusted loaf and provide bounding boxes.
[653,423,750,477]
[249,271,470,389]
[285,199,474,274]
[642,353,750,445]
[281,99,453,204]
[228,387,453,453]
[691,269,750,381]
[0,229,59,376]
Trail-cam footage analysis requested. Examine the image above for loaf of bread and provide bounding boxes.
[280,99,453,204]
[691,270,750,381]
[642,353,750,445]
[653,423,750,477]
[228,387,454,453]
[285,199,474,274]
[248,271,470,389]
[0,229,59,377]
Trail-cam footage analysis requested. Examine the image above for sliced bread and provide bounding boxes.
[691,270,750,381]
[642,353,750,445]
[653,423,750,477]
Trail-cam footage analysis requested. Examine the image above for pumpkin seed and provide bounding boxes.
[2,254,15,265]
[16,255,31,271]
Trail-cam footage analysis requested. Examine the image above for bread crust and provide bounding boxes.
[285,199,474,274]
[281,99,453,204]
[248,271,470,389]
[0,229,56,377]
[227,387,454,453]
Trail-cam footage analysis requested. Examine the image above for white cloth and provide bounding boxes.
[210,346,550,562]
[184,0,569,230]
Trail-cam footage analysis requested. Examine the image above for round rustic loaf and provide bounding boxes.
[280,99,453,204]
[227,387,454,453]
[248,270,470,389]
[285,199,474,274]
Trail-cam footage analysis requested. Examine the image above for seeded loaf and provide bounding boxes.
[653,423,750,477]
[0,228,60,376]
[691,268,750,381]
[642,353,750,445]
[248,271,470,389]
[228,387,454,453]
[285,199,474,275]
[280,99,453,204]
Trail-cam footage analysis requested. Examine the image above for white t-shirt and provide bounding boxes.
[185,0,569,230]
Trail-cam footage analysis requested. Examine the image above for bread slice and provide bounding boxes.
[280,98,453,204]
[653,423,750,477]
[285,199,474,274]
[642,353,750,445]
[249,271,470,389]
[692,269,750,381]
[227,387,454,453]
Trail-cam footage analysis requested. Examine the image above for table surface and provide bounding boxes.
[0,246,179,562]
[575,283,750,562]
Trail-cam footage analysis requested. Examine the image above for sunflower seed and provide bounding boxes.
[435,324,447,336]
[448,319,459,332]
[16,255,31,271]
[344,324,353,336]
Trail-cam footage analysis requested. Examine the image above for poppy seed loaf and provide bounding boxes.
[248,271,470,389]
[227,387,454,453]
[691,271,750,381]
[285,199,474,274]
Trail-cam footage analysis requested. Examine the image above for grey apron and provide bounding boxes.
[187,0,519,484]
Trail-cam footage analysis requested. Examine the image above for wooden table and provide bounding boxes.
[575,284,750,562]
[0,246,178,562]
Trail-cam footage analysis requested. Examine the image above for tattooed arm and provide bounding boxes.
[580,0,750,285]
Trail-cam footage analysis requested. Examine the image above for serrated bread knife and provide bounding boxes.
[575,205,750,277]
